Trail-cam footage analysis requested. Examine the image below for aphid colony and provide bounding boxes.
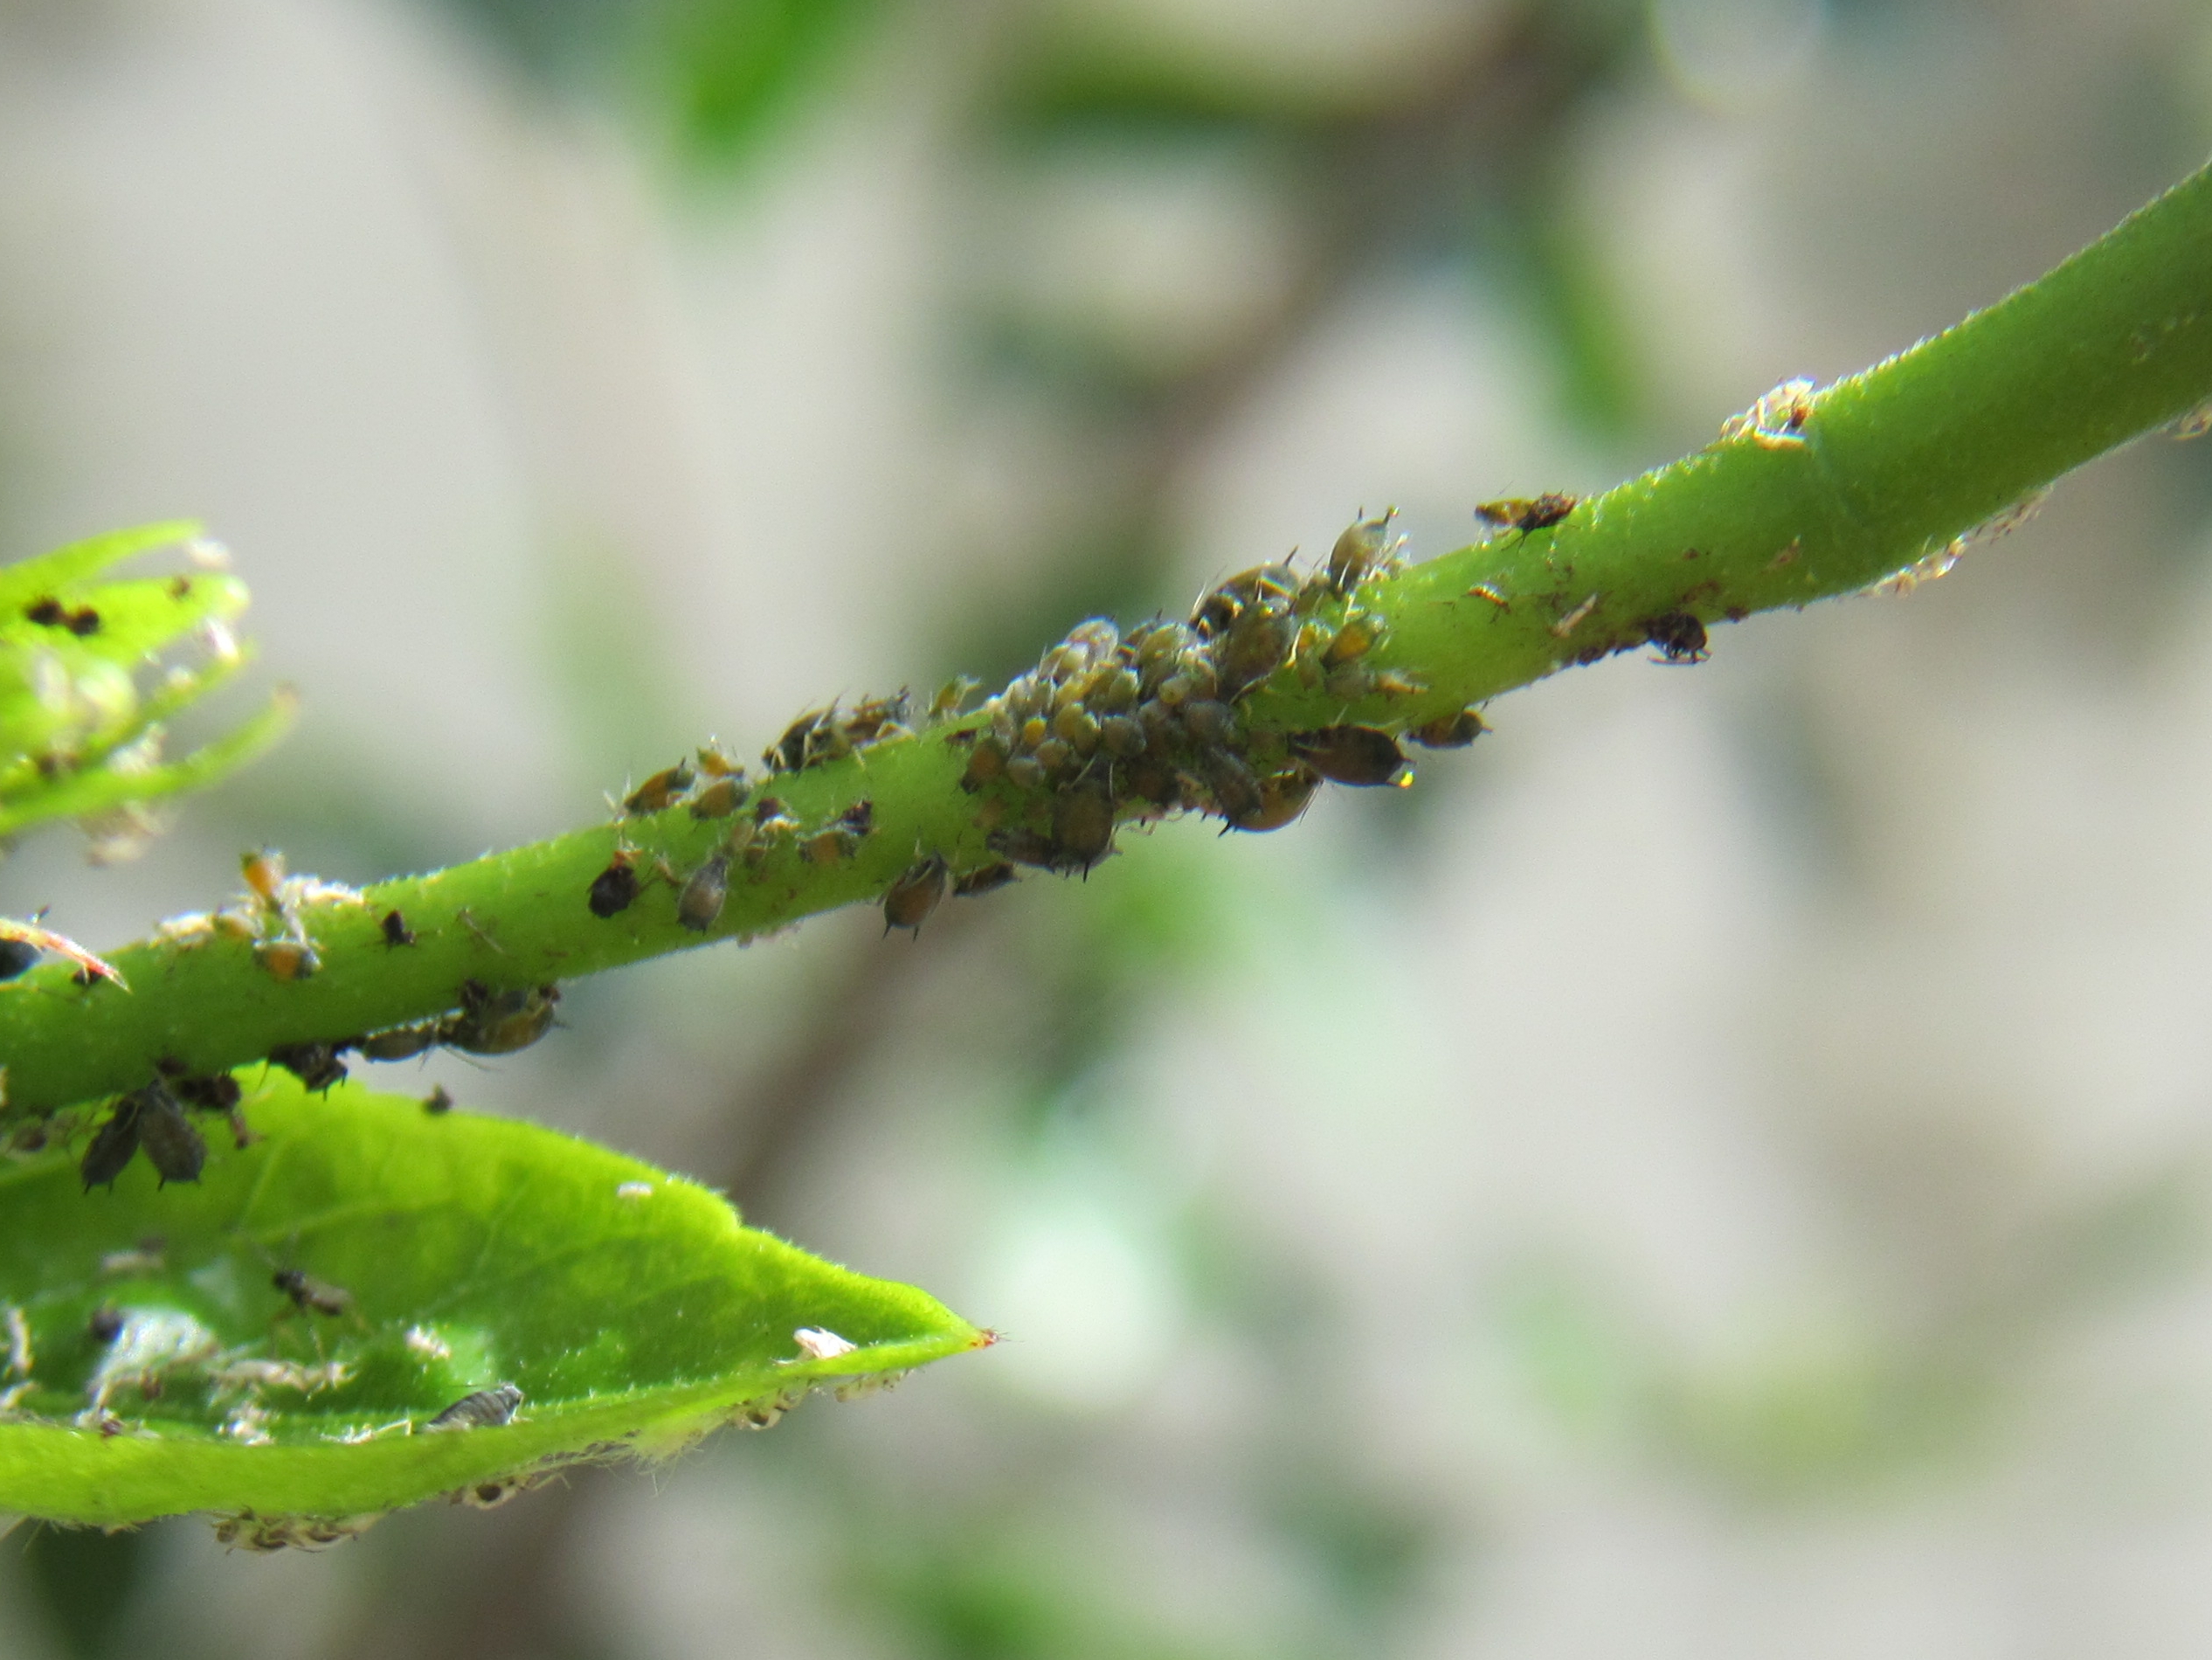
[947,512,1482,884]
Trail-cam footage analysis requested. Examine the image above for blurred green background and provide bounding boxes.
[6,0,2212,1654]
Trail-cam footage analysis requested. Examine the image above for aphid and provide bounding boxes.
[623,763,695,815]
[169,1072,243,1112]
[65,606,100,636]
[380,910,418,948]
[1214,606,1297,699]
[1411,707,1490,748]
[688,778,744,820]
[1466,584,1510,614]
[952,861,1017,898]
[1288,726,1409,787]
[801,829,858,867]
[929,676,980,720]
[241,848,287,904]
[588,848,642,918]
[1006,755,1047,791]
[0,936,38,982]
[135,1083,205,1186]
[1372,670,1426,698]
[88,1306,125,1343]
[1643,611,1710,664]
[836,799,875,837]
[1201,751,1262,826]
[1476,494,1578,536]
[425,1382,522,1431]
[842,693,911,745]
[440,981,560,1055]
[1054,705,1101,755]
[1230,767,1320,833]
[790,1327,858,1362]
[423,1084,454,1116]
[1190,588,1241,639]
[1549,593,1600,638]
[268,1041,347,1092]
[1327,512,1399,594]
[0,916,126,987]
[695,744,745,779]
[1033,737,1075,776]
[253,940,318,982]
[753,794,794,829]
[357,1025,437,1062]
[1322,614,1381,669]
[987,827,1065,872]
[24,597,66,627]
[273,1268,354,1318]
[1180,700,1234,747]
[81,1096,143,1190]
[1219,564,1299,610]
[1719,377,1815,447]
[882,854,950,935]
[1054,787,1115,872]
[676,853,730,933]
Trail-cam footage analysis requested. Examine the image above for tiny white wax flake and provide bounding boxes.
[615,1182,653,1200]
[187,537,233,571]
[404,1325,453,1361]
[789,1327,859,1363]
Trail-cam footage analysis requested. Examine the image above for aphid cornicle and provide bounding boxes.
[1476,494,1578,536]
[136,1082,206,1186]
[1288,725,1410,787]
[623,763,695,816]
[81,1096,145,1190]
[882,854,950,935]
[380,909,417,948]
[1411,707,1489,748]
[677,854,730,933]
[588,848,641,918]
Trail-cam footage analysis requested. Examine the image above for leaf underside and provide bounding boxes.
[0,1077,986,1533]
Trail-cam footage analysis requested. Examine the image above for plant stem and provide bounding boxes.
[7,160,2212,1118]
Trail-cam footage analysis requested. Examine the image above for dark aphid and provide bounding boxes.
[441,981,560,1055]
[1180,700,1234,747]
[623,763,695,816]
[358,1024,438,1062]
[882,854,950,935]
[953,861,1017,898]
[1644,611,1711,664]
[273,1267,354,1318]
[588,847,642,918]
[426,1382,523,1431]
[1190,588,1241,639]
[81,1095,145,1190]
[676,853,730,933]
[1214,606,1297,699]
[424,1084,455,1116]
[268,1041,347,1092]
[88,1306,125,1343]
[1054,786,1115,872]
[1201,751,1262,826]
[24,597,66,627]
[987,827,1065,871]
[1411,707,1490,748]
[1288,725,1409,787]
[688,778,744,820]
[1327,513,1397,594]
[64,606,100,637]
[836,799,875,837]
[380,909,418,948]
[136,1084,206,1186]
[0,936,39,981]
[930,676,980,720]
[767,709,826,773]
[843,693,911,744]
[169,1072,243,1113]
[1476,494,1578,536]
[1230,767,1321,833]
[1219,563,1298,610]
[753,794,791,827]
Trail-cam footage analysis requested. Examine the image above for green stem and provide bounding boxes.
[7,160,2212,1118]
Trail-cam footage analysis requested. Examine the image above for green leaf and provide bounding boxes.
[0,1076,988,1535]
[0,522,291,843]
